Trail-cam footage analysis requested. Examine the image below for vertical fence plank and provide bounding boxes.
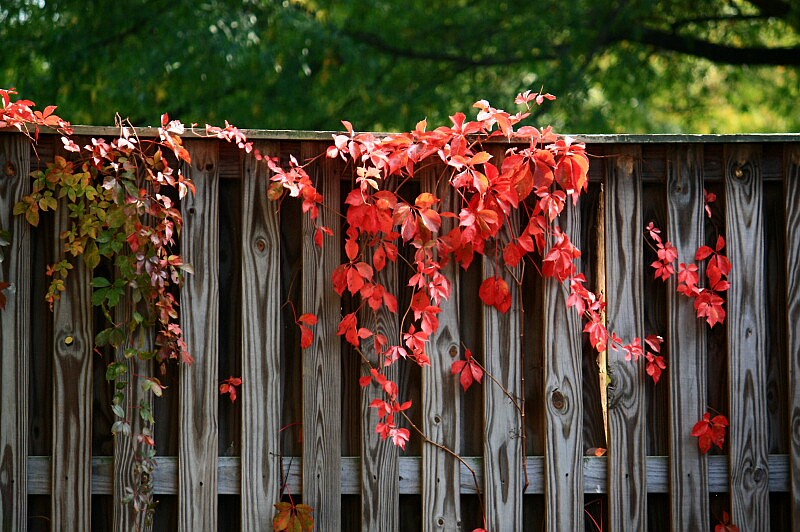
[0,135,31,531]
[543,202,584,530]
[51,205,93,531]
[360,261,399,531]
[301,143,341,531]
[724,144,770,531]
[240,141,283,529]
[604,146,647,530]
[665,145,709,529]
[179,140,220,531]
[482,222,522,530]
[421,170,462,532]
[112,294,153,532]
[784,144,800,530]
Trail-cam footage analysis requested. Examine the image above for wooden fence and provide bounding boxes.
[0,130,798,531]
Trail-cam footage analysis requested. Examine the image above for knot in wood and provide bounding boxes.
[448,345,458,358]
[753,467,766,484]
[255,238,267,252]
[551,390,566,411]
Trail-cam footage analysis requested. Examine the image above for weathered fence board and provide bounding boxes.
[301,144,342,531]
[543,201,584,530]
[51,203,93,531]
[785,143,800,530]
[179,140,220,531]
[360,259,400,530]
[112,292,154,532]
[420,169,462,532]
[605,146,647,529]
[240,141,283,529]
[0,136,31,531]
[482,224,523,530]
[724,144,771,531]
[665,145,709,529]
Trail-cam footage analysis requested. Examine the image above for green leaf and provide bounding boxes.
[109,327,126,347]
[106,361,128,381]
[91,287,109,306]
[95,327,112,346]
[92,276,111,288]
[111,404,126,418]
[111,420,131,436]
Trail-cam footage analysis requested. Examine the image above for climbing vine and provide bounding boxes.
[0,87,734,531]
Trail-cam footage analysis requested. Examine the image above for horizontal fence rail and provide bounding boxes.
[1,131,798,531]
[25,454,792,495]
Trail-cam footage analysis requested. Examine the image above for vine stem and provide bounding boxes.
[399,410,485,512]
[354,348,486,515]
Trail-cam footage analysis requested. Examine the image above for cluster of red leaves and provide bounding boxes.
[219,377,242,403]
[715,511,740,532]
[273,501,314,532]
[646,192,731,328]
[692,412,729,454]
[0,87,73,139]
[360,368,412,449]
[0,89,74,307]
[262,91,667,447]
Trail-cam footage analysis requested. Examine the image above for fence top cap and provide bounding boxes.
[3,126,799,144]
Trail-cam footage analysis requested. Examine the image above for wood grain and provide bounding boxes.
[604,145,647,530]
[112,293,154,532]
[360,258,399,531]
[0,135,31,531]
[482,225,523,530]
[240,142,283,529]
[300,143,341,531]
[51,202,93,531]
[543,201,584,530]
[724,144,770,531]
[178,140,220,531]
[420,169,462,531]
[783,144,800,530]
[665,145,709,529]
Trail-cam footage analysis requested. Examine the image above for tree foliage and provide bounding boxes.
[1,0,798,132]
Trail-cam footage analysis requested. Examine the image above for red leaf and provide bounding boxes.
[503,242,524,267]
[219,376,242,403]
[479,276,512,313]
[695,245,714,261]
[451,349,483,391]
[692,412,728,454]
[300,324,314,349]
[298,313,318,325]
[586,447,607,457]
[345,237,359,261]
[0,281,9,310]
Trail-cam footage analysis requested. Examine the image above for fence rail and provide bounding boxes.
[1,131,798,531]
